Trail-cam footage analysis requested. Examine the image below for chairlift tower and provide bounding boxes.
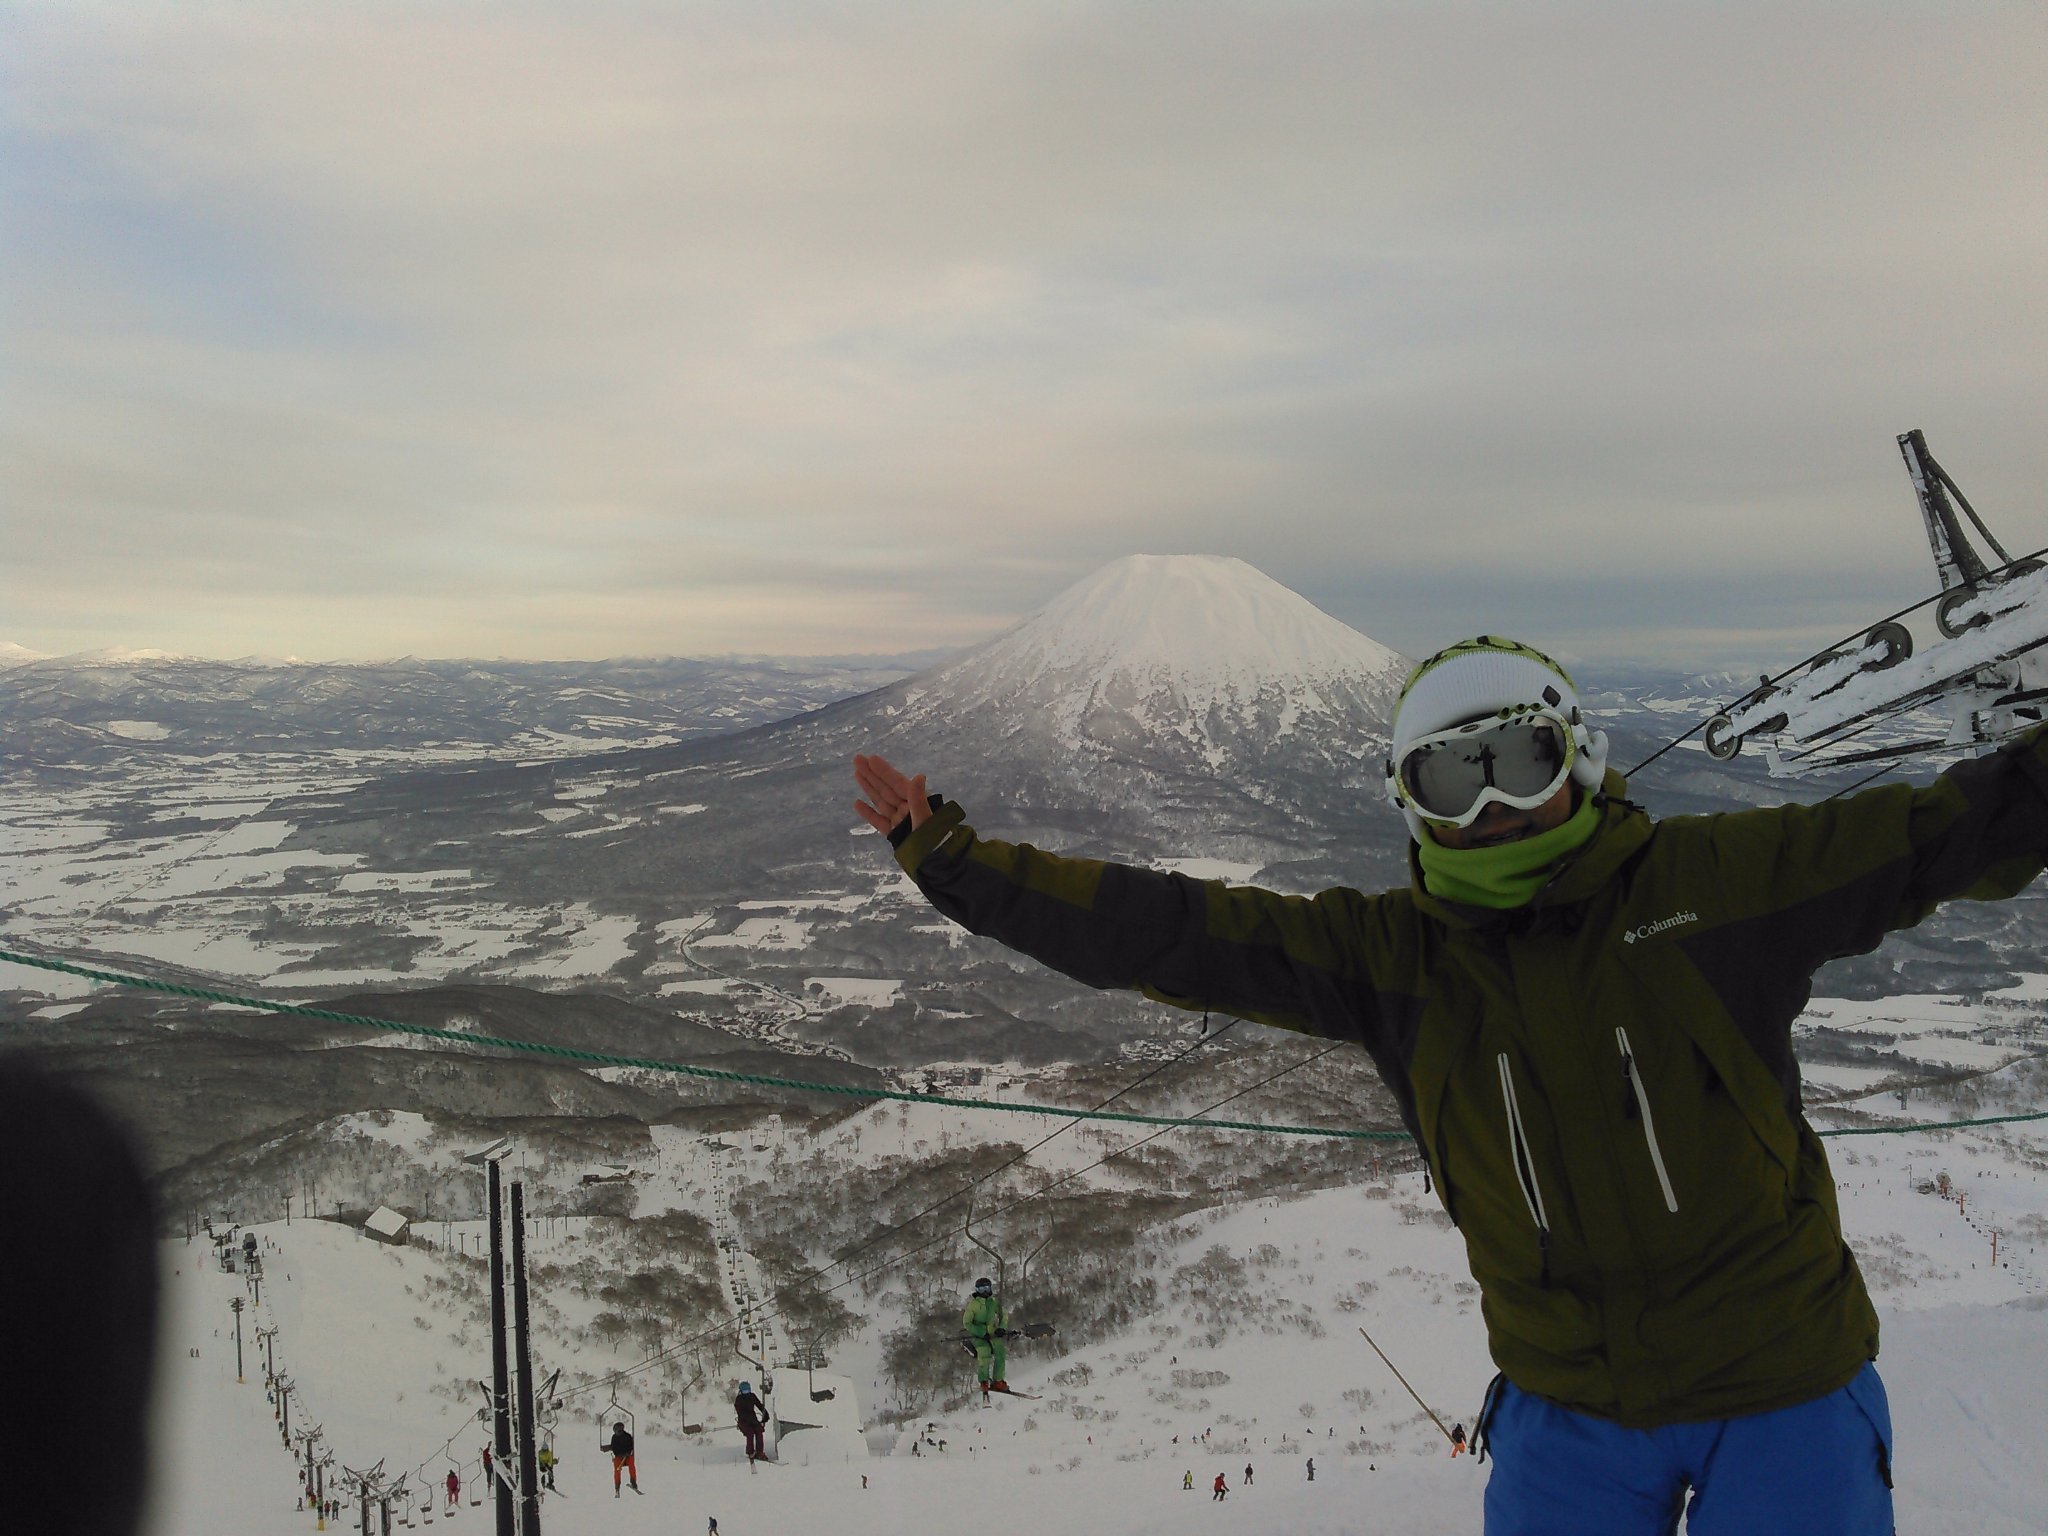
[1702,431,2048,772]
[464,1140,517,1536]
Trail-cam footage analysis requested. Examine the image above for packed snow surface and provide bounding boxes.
[143,1073,2048,1536]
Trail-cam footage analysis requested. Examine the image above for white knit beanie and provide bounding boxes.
[1385,636,1609,839]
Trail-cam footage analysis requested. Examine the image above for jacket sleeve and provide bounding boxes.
[1662,724,2048,1086]
[890,800,1392,1045]
[1685,722,2048,969]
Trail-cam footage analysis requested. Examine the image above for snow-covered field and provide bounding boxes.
[142,1069,2048,1536]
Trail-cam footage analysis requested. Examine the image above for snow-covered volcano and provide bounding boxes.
[904,554,1408,778]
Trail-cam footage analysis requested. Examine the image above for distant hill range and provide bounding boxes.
[0,648,945,766]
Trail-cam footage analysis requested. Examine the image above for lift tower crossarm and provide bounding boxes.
[1900,428,2009,591]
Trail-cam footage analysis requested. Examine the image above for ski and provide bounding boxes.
[979,1384,1040,1400]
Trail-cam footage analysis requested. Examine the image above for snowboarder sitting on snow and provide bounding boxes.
[735,1380,768,1462]
[604,1421,639,1495]
[962,1276,1008,1392]
[853,630,2048,1535]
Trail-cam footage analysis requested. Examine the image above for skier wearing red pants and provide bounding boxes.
[605,1421,639,1495]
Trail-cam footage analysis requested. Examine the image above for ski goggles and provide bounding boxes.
[1391,709,1578,829]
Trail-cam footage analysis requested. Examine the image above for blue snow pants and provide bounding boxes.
[1481,1363,1894,1535]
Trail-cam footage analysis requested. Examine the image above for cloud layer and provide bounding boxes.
[5,2,2046,669]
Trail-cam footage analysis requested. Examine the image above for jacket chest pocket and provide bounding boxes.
[1605,943,1802,1222]
[1615,1027,1679,1213]
[1610,1024,1793,1244]
[1497,1053,1556,1287]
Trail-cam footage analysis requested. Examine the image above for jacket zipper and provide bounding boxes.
[1615,1027,1680,1213]
[1496,1054,1552,1288]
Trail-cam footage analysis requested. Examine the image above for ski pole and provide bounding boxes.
[1357,1326,1455,1445]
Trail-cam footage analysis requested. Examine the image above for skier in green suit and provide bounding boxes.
[851,633,2048,1534]
[962,1276,1007,1393]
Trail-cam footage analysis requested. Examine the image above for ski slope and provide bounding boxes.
[143,1063,2048,1536]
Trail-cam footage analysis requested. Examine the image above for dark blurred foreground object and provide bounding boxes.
[0,1057,159,1536]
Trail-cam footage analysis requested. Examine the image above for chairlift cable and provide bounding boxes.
[559,1036,1352,1403]
[1822,764,1900,803]
[559,1019,1261,1401]
[0,945,1375,1140]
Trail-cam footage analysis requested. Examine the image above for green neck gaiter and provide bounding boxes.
[1415,792,1602,909]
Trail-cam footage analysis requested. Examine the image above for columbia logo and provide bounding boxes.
[1623,911,1698,945]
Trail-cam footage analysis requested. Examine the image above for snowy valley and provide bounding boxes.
[4,555,2048,1534]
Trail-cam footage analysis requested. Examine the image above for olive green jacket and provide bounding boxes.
[891,728,2048,1425]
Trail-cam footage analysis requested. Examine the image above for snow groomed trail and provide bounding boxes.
[145,1151,2048,1535]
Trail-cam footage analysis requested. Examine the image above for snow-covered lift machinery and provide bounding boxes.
[1701,430,2047,775]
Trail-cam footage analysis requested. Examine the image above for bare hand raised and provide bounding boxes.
[853,754,934,836]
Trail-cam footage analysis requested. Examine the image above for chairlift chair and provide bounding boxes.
[597,1378,637,1450]
[960,1198,1060,1377]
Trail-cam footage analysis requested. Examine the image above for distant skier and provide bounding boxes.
[1450,1423,1468,1458]
[604,1421,639,1496]
[735,1380,768,1462]
[1244,1462,1254,1486]
[1306,1457,1315,1482]
[444,1470,460,1511]
[536,1444,556,1490]
[1182,1470,1193,1491]
[1212,1473,1228,1501]
[481,1445,493,1489]
[962,1276,1007,1392]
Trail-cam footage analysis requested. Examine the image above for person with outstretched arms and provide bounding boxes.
[854,634,2048,1535]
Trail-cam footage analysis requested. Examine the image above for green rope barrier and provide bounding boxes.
[1815,1111,2048,1135]
[0,947,1398,1140]
[6,946,2043,1140]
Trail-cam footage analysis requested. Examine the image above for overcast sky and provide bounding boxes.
[4,2,2046,671]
